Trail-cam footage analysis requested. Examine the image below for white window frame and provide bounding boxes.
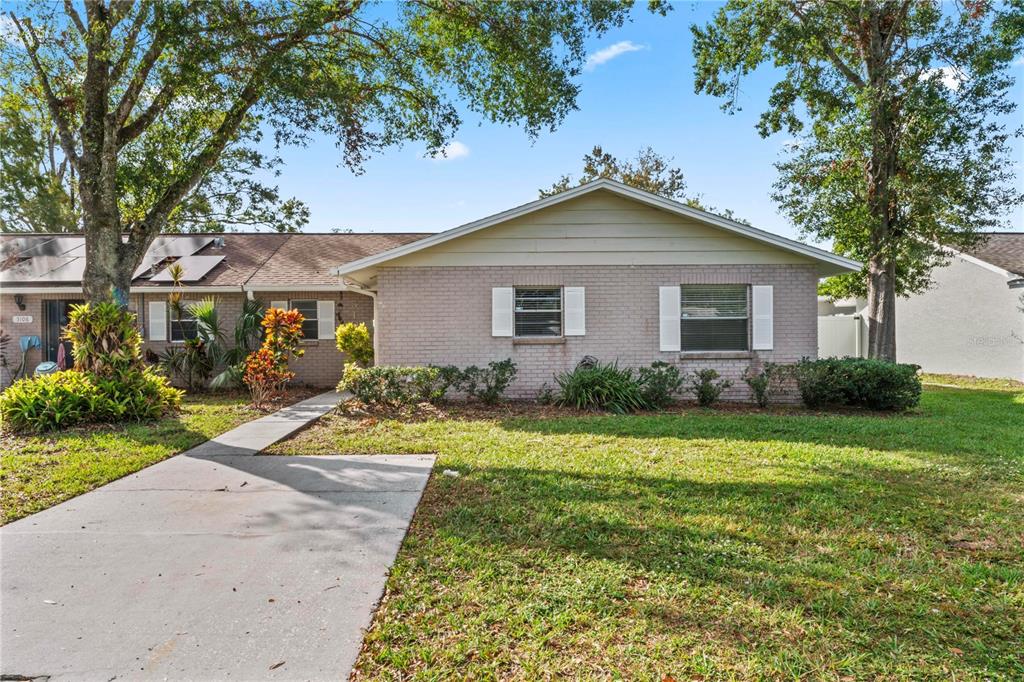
[513,286,563,338]
[679,284,750,352]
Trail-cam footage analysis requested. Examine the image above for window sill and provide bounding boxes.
[513,337,566,346]
[679,351,752,360]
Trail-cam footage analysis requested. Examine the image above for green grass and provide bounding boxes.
[270,387,1024,681]
[2,393,264,524]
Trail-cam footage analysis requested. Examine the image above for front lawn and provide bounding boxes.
[1,390,312,524]
[270,386,1024,680]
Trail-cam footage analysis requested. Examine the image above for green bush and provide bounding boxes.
[555,361,647,413]
[637,361,685,408]
[689,369,732,407]
[64,300,145,376]
[0,369,182,433]
[336,322,374,367]
[743,362,792,408]
[459,359,517,405]
[339,364,444,406]
[795,358,921,411]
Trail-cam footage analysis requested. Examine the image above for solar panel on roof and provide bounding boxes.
[147,236,215,259]
[0,237,48,259]
[0,256,76,282]
[17,237,85,258]
[149,255,225,282]
[38,257,87,282]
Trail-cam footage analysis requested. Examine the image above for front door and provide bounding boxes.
[42,300,82,365]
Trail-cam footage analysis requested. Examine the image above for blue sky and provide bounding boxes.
[260,2,1024,243]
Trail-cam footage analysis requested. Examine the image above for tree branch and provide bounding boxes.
[113,17,166,128]
[9,14,80,169]
[63,0,86,35]
[117,82,175,146]
[110,2,151,85]
[791,1,865,88]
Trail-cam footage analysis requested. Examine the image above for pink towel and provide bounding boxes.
[56,342,67,370]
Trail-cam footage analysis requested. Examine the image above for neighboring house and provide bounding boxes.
[0,179,861,398]
[0,232,425,387]
[818,233,1024,381]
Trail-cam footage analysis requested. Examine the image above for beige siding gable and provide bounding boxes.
[387,190,815,268]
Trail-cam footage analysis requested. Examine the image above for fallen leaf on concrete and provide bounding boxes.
[270,661,285,670]
[43,599,57,605]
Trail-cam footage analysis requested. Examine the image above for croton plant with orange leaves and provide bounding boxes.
[242,307,306,408]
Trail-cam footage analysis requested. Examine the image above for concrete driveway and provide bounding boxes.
[1,446,434,680]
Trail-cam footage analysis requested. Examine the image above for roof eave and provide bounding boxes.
[331,178,862,278]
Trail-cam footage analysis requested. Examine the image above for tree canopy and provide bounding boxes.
[4,0,664,301]
[542,145,748,222]
[693,0,1023,359]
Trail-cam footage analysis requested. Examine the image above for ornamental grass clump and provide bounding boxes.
[243,307,305,409]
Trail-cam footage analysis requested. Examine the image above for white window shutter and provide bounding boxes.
[148,301,167,341]
[270,300,287,311]
[751,285,774,350]
[563,287,585,336]
[659,286,681,352]
[491,287,513,337]
[317,300,335,340]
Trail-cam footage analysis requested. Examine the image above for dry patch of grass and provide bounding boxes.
[270,386,1024,680]
[921,373,1024,391]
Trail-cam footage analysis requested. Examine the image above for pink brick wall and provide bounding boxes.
[377,265,819,401]
[1,289,372,389]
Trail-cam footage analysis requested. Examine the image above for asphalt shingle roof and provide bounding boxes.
[964,233,1024,277]
[0,232,430,288]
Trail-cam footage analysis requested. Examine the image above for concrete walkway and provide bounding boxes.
[1,391,435,681]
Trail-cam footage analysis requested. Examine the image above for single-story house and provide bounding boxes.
[818,233,1024,381]
[1,179,860,398]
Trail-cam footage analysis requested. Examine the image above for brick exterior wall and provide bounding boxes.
[1,290,372,389]
[377,265,820,401]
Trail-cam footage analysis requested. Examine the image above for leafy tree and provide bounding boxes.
[541,145,748,222]
[692,0,1023,359]
[6,0,659,302]
[1,46,308,234]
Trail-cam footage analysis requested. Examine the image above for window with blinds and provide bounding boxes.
[170,304,199,342]
[514,287,562,337]
[291,300,319,339]
[680,285,749,351]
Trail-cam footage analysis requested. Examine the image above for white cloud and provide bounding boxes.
[1014,55,1024,67]
[429,140,470,161]
[921,66,966,91]
[585,40,646,71]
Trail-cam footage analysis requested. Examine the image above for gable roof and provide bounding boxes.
[0,232,429,291]
[332,179,861,281]
[961,233,1024,277]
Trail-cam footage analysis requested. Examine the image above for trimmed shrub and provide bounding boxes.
[335,322,374,367]
[0,369,182,433]
[339,364,443,406]
[689,369,732,407]
[638,361,685,408]
[743,362,792,408]
[795,358,921,411]
[555,361,647,413]
[459,359,517,405]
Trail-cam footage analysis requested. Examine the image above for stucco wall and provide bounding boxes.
[1,289,371,388]
[377,264,819,401]
[895,256,1023,380]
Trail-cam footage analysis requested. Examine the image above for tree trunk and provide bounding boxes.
[865,254,897,361]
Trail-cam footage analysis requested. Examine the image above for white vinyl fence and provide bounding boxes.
[818,315,868,359]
